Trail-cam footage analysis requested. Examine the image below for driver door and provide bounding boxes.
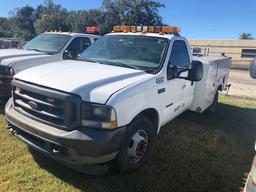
[162,40,191,123]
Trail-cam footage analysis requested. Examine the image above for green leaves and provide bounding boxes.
[0,0,165,39]
[240,32,254,40]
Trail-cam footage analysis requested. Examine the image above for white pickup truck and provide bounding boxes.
[5,26,231,173]
[243,58,256,192]
[0,31,100,99]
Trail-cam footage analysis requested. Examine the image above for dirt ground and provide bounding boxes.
[223,69,256,98]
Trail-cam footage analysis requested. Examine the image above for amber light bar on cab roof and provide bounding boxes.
[112,25,181,34]
[85,27,98,33]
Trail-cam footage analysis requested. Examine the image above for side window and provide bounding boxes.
[64,37,91,60]
[168,40,190,67]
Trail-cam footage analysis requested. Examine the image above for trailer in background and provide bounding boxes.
[0,38,25,49]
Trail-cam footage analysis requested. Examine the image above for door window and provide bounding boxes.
[168,40,190,67]
[64,37,91,60]
[167,40,190,80]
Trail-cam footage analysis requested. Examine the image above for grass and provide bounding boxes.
[0,95,256,192]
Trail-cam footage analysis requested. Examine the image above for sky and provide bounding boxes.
[0,0,255,40]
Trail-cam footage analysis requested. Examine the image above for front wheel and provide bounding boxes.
[114,116,156,172]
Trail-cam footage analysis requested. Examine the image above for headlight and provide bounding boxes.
[0,65,15,76]
[81,103,117,129]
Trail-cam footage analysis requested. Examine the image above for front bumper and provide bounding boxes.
[5,100,126,165]
[0,76,12,98]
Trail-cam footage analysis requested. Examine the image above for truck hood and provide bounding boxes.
[0,54,54,73]
[0,49,45,64]
[15,60,152,104]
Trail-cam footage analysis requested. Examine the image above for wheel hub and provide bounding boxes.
[127,130,148,164]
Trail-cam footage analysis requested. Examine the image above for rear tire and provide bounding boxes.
[206,91,219,113]
[114,116,156,172]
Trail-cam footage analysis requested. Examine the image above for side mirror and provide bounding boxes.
[167,64,178,80]
[250,57,256,79]
[63,50,69,60]
[186,60,203,82]
[63,50,75,60]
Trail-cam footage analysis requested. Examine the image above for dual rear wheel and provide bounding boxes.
[206,91,219,113]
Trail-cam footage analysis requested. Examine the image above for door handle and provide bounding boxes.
[158,88,165,94]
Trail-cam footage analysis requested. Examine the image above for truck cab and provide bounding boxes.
[0,30,100,99]
[5,26,230,173]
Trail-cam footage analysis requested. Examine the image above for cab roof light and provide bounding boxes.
[113,26,121,32]
[121,26,129,32]
[162,26,180,33]
[136,26,142,32]
[131,26,137,32]
[112,25,181,34]
[142,26,148,32]
[154,26,161,33]
[86,27,98,33]
[148,26,155,32]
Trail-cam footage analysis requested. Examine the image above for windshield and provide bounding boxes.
[79,35,168,73]
[23,34,71,54]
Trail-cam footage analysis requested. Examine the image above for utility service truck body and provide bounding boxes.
[5,26,231,173]
[0,31,100,99]
[190,56,231,112]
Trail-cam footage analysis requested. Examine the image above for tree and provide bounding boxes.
[0,0,166,38]
[9,5,36,40]
[240,32,254,40]
[102,0,165,26]
[0,17,12,37]
[68,9,105,33]
[34,0,70,33]
[68,0,166,35]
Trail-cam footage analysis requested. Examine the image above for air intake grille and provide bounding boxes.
[12,80,81,130]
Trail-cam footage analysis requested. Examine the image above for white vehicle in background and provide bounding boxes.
[250,57,256,79]
[5,26,231,174]
[0,28,100,99]
[243,58,256,192]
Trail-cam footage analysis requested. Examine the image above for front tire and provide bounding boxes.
[115,116,156,172]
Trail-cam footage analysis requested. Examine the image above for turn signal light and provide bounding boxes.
[112,25,180,34]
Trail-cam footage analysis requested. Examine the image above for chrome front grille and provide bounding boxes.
[12,80,81,130]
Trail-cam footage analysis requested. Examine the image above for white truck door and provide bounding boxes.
[162,40,190,124]
[182,42,195,109]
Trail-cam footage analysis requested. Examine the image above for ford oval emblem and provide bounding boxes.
[28,101,38,110]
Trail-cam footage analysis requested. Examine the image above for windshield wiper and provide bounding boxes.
[26,48,43,53]
[111,61,144,71]
[78,57,102,64]
[143,69,155,73]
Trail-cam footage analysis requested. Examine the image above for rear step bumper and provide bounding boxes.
[5,99,126,166]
